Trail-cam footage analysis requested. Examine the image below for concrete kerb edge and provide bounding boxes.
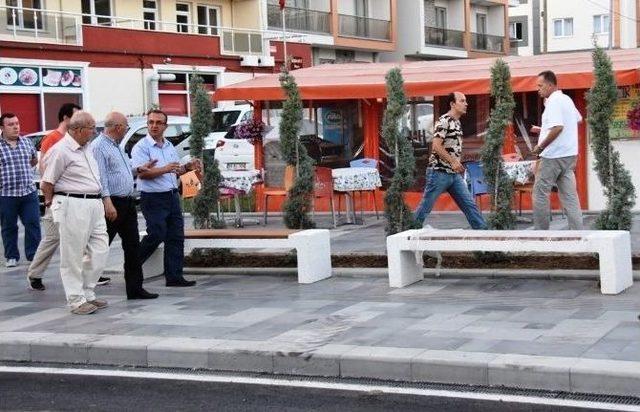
[2,334,640,397]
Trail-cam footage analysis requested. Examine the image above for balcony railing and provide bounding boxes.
[1,6,81,46]
[471,32,504,53]
[267,4,331,34]
[338,14,390,40]
[424,26,464,48]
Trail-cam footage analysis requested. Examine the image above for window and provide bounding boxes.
[593,14,610,34]
[81,0,112,26]
[476,13,486,34]
[435,7,447,29]
[197,5,220,35]
[509,21,523,41]
[6,0,43,30]
[176,3,190,33]
[553,18,573,37]
[143,0,158,30]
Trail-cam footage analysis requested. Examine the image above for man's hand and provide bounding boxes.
[164,162,181,174]
[137,159,158,174]
[532,145,543,156]
[186,158,203,173]
[103,197,117,222]
[530,125,541,135]
[451,159,465,174]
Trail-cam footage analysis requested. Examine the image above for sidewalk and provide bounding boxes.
[0,212,639,397]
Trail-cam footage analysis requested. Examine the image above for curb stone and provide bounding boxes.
[1,332,639,397]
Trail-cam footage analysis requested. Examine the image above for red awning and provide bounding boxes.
[215,48,640,101]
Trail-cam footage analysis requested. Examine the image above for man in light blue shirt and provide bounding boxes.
[131,109,201,287]
[93,111,158,299]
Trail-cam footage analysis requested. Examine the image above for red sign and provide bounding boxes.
[279,0,286,10]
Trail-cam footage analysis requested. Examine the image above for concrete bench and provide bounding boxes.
[142,228,332,284]
[387,229,633,295]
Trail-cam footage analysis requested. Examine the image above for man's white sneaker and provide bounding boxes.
[6,259,17,268]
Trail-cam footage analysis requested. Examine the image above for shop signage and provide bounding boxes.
[610,84,640,140]
[0,66,82,88]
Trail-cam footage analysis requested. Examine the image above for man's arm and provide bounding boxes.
[41,182,54,208]
[431,119,464,173]
[533,125,563,155]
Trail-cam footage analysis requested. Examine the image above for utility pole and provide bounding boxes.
[542,0,547,53]
[608,0,614,49]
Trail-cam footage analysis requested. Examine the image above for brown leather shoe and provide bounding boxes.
[87,299,108,309]
[71,302,98,315]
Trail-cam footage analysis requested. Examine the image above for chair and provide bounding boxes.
[263,165,295,224]
[464,161,489,209]
[312,167,337,228]
[348,158,380,219]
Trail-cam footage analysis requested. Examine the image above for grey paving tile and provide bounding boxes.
[412,350,498,385]
[148,337,221,369]
[488,354,577,391]
[340,346,425,380]
[487,340,589,358]
[571,358,640,396]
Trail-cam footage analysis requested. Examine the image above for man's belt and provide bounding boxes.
[55,192,102,199]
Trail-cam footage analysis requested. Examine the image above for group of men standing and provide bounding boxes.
[0,107,201,315]
[414,70,584,232]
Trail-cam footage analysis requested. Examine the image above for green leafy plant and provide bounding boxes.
[189,73,224,229]
[279,70,315,229]
[587,46,636,230]
[480,59,516,230]
[382,68,416,235]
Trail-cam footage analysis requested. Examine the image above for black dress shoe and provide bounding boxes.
[127,289,159,300]
[166,278,196,287]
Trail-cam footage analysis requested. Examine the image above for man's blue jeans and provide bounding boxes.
[414,168,487,230]
[0,191,42,261]
[138,190,184,282]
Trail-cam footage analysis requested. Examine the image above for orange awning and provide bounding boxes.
[215,48,640,101]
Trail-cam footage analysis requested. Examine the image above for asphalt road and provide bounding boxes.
[0,368,617,412]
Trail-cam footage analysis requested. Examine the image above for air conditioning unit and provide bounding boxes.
[240,55,260,67]
[258,56,275,67]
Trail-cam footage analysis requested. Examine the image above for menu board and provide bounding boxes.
[610,84,640,140]
[0,66,82,88]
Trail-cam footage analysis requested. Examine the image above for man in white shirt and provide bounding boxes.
[532,70,583,230]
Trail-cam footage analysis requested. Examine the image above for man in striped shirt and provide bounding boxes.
[0,113,41,268]
[92,112,158,300]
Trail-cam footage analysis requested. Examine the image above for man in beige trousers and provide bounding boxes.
[41,111,110,315]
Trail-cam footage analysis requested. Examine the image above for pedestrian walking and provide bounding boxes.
[132,109,201,287]
[414,92,487,229]
[532,70,584,230]
[40,111,109,315]
[92,112,158,299]
[26,103,87,290]
[0,113,41,268]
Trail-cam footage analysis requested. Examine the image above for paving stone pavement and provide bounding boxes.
[1,212,640,397]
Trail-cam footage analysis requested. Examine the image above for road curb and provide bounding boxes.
[1,332,639,397]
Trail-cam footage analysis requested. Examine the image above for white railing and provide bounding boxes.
[0,5,278,56]
[1,6,82,46]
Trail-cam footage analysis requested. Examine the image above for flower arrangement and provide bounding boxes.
[234,118,265,143]
[627,99,640,131]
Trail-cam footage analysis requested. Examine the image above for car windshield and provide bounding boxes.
[211,110,241,133]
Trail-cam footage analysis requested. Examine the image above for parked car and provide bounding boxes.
[205,104,255,170]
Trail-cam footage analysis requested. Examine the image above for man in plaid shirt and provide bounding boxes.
[0,113,41,268]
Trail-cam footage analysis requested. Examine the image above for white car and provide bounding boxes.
[205,104,255,171]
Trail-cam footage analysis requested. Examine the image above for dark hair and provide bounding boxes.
[58,103,82,123]
[147,108,168,123]
[446,92,463,108]
[0,112,17,127]
[537,70,557,86]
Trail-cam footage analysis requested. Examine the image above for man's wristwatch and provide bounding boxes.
[44,200,52,208]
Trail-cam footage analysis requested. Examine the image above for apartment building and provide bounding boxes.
[509,0,639,55]
[0,0,396,133]
[382,0,511,62]
[265,0,396,65]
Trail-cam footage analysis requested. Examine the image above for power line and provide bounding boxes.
[583,0,639,23]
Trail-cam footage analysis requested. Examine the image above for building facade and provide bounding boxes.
[509,0,639,56]
[0,0,396,133]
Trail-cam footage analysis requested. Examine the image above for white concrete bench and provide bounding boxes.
[142,228,332,284]
[387,229,633,295]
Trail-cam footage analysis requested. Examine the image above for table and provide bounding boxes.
[332,167,382,224]
[220,170,262,227]
[503,160,536,185]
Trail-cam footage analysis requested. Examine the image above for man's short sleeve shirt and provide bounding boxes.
[428,113,463,173]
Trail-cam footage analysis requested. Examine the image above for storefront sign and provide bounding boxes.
[41,67,82,88]
[610,84,640,140]
[0,66,39,87]
[289,56,303,70]
[321,107,344,145]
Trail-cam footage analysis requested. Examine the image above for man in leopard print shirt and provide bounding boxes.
[414,92,487,229]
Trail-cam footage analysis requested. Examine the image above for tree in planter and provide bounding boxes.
[382,68,416,235]
[587,46,636,230]
[189,74,224,229]
[279,70,315,229]
[480,58,516,230]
